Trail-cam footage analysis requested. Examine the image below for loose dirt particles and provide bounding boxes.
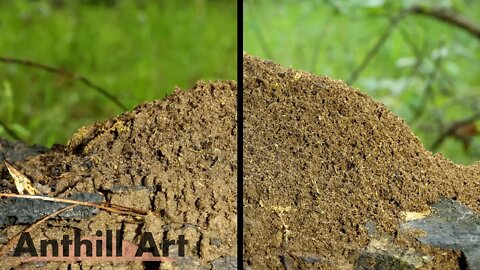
[0,81,237,269]
[243,53,480,269]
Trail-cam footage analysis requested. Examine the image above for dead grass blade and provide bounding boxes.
[4,161,42,195]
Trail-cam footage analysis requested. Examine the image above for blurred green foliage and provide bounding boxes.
[244,0,480,164]
[0,0,236,147]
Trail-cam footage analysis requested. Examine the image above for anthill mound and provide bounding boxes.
[0,81,237,269]
[243,53,480,269]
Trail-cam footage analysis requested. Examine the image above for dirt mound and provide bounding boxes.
[243,53,480,269]
[0,81,237,269]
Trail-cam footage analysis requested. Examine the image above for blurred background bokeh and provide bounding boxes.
[0,0,236,147]
[244,0,480,165]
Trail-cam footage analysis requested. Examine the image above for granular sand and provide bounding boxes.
[243,53,480,269]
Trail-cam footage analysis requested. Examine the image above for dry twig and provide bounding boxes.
[0,205,76,257]
[409,6,480,39]
[0,193,148,217]
[347,6,480,85]
[0,56,127,111]
[0,192,150,257]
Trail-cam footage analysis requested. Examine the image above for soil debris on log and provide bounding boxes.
[243,52,480,269]
[0,80,237,269]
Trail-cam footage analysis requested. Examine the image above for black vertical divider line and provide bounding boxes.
[237,0,244,268]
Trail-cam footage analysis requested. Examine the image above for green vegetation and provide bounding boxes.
[244,0,480,164]
[0,0,236,146]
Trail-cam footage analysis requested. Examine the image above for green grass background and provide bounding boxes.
[244,0,480,164]
[0,0,236,147]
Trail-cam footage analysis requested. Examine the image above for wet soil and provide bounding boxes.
[0,81,237,269]
[243,53,480,269]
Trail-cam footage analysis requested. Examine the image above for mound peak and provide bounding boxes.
[1,81,237,269]
[243,53,480,269]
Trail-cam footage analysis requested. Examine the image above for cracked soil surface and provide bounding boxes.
[0,80,237,269]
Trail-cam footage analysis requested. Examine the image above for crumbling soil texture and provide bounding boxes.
[243,53,480,269]
[0,81,237,269]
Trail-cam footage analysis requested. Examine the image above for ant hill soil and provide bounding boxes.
[243,53,480,269]
[0,81,237,269]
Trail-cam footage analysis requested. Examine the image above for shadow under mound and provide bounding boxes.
[243,52,480,269]
[0,81,237,269]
